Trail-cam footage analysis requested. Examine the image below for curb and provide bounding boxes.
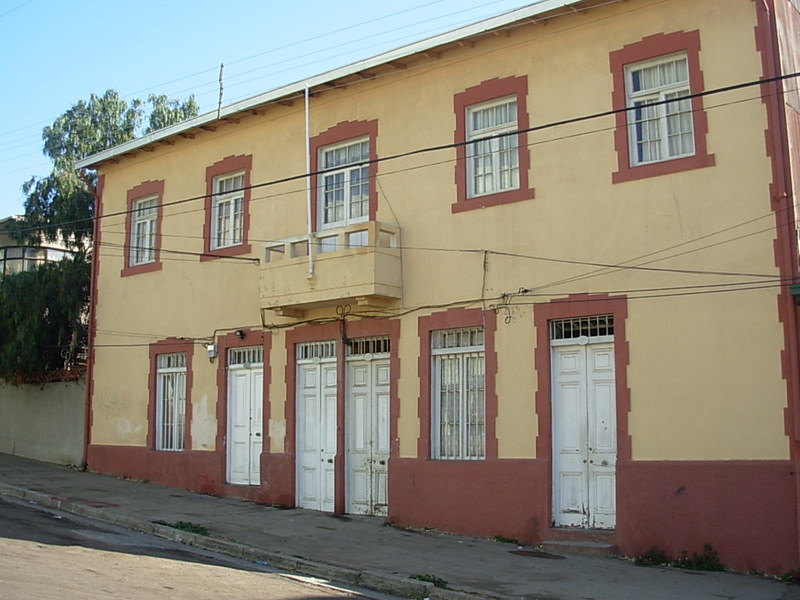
[0,484,500,600]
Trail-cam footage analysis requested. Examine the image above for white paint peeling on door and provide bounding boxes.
[346,352,390,516]
[551,317,616,530]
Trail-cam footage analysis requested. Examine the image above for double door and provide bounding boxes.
[552,341,616,529]
[295,340,389,516]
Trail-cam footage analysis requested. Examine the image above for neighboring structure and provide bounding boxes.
[76,0,800,573]
[0,215,70,276]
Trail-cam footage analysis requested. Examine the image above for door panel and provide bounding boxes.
[227,365,263,486]
[296,359,337,512]
[346,357,390,517]
[552,342,616,529]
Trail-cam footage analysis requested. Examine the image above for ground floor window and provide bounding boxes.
[155,352,187,451]
[431,327,485,460]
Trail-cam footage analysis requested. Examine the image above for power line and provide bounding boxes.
[11,69,798,240]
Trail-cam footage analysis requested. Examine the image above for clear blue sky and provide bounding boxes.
[0,0,536,217]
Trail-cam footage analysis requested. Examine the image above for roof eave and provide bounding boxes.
[76,0,584,169]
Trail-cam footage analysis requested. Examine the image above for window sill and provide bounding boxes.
[612,152,715,183]
[201,243,252,261]
[452,186,535,213]
[121,261,162,278]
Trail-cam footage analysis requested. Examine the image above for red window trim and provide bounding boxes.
[202,154,253,261]
[609,30,715,183]
[532,294,631,464]
[147,337,194,451]
[453,76,534,213]
[417,308,498,460]
[309,120,378,232]
[121,180,164,277]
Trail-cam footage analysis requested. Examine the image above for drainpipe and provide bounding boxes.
[305,84,314,278]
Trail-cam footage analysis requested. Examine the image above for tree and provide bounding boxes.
[1,90,199,383]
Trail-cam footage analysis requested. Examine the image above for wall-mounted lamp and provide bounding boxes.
[234,329,246,340]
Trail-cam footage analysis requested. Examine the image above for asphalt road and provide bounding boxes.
[0,496,398,600]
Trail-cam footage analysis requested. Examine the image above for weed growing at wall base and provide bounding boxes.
[153,520,210,536]
[634,544,724,571]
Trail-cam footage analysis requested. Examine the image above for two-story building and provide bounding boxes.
[77,0,800,573]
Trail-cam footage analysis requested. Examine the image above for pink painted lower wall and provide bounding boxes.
[387,458,549,543]
[616,460,798,574]
[88,444,799,573]
[87,444,283,504]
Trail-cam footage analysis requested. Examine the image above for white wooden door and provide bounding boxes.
[552,341,616,529]
[227,361,263,486]
[296,355,337,512]
[346,356,390,516]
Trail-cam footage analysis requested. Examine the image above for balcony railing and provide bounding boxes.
[260,221,401,316]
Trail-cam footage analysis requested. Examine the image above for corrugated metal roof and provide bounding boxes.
[76,0,585,169]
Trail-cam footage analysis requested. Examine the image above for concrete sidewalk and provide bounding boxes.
[0,453,796,600]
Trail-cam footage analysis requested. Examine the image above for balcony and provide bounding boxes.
[260,221,401,317]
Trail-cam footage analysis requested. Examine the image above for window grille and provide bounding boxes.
[549,315,614,341]
[229,346,263,366]
[296,340,337,361]
[155,352,187,451]
[346,336,390,356]
[431,327,485,460]
[432,327,484,350]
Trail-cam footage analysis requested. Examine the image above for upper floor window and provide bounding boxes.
[431,327,485,460]
[122,179,163,277]
[155,352,187,451]
[131,195,158,266]
[610,30,714,183]
[453,76,533,213]
[625,54,693,166]
[211,171,245,249]
[310,120,378,233]
[203,154,252,260]
[319,138,370,229]
[466,97,519,198]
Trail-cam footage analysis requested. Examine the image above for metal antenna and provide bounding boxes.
[217,63,224,119]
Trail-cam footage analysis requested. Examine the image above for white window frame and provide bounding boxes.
[211,171,245,250]
[318,137,370,230]
[625,52,694,166]
[431,327,485,460]
[155,352,187,451]
[466,96,519,198]
[130,195,157,266]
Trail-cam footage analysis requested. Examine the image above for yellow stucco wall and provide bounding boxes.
[90,0,789,462]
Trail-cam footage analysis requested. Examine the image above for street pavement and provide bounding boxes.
[0,453,797,600]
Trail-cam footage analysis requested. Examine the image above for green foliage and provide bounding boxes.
[16,171,94,251]
[634,544,725,572]
[2,89,198,383]
[410,574,448,589]
[146,94,199,134]
[492,535,522,545]
[153,520,210,536]
[672,544,725,571]
[634,546,670,566]
[42,90,141,172]
[0,257,90,383]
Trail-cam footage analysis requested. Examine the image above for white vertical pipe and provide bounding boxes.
[305,83,314,277]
